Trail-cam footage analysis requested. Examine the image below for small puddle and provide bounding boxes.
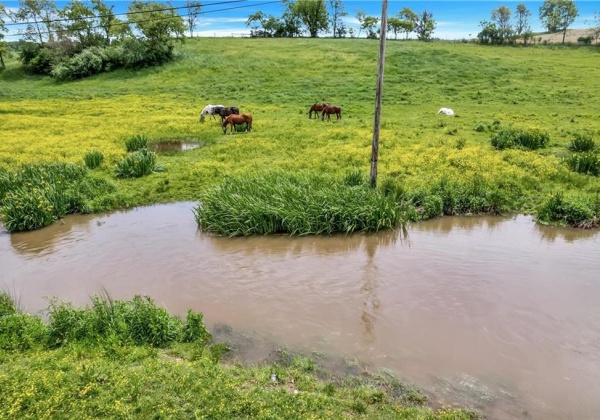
[150,140,202,152]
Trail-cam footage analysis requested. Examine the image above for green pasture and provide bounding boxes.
[1,38,600,224]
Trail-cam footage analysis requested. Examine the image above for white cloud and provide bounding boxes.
[200,17,248,24]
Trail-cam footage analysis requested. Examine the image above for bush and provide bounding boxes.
[115,149,159,178]
[194,172,403,236]
[84,150,104,169]
[51,47,105,80]
[491,127,549,150]
[0,313,48,351]
[181,310,212,345]
[0,187,61,232]
[568,134,596,153]
[125,134,148,152]
[564,152,600,176]
[536,192,598,228]
[0,292,17,317]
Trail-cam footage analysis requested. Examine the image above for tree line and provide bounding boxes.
[477,0,599,45]
[0,0,199,75]
[245,0,437,41]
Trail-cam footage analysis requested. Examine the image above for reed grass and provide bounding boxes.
[83,150,104,169]
[568,134,597,153]
[194,172,403,236]
[115,149,160,178]
[125,134,149,153]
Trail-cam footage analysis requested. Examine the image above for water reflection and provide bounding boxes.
[535,223,600,243]
[412,215,508,235]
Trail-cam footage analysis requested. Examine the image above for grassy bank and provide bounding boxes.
[0,293,476,419]
[1,38,600,230]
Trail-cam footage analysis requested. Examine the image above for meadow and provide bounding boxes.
[1,38,600,230]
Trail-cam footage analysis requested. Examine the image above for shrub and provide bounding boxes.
[115,149,159,178]
[194,172,403,236]
[536,192,598,228]
[564,153,600,176]
[51,47,105,80]
[125,134,148,152]
[0,313,48,351]
[491,127,549,150]
[84,150,104,169]
[568,134,596,153]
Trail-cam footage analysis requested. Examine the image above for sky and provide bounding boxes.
[2,0,599,40]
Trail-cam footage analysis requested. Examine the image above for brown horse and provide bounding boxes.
[308,102,329,119]
[321,105,342,121]
[222,113,252,134]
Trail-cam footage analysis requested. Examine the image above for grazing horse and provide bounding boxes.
[222,113,252,134]
[321,105,342,121]
[218,106,240,122]
[199,104,225,122]
[308,102,329,119]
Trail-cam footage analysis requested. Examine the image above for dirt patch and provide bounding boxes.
[533,28,598,44]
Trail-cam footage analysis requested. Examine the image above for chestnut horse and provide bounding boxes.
[308,102,329,119]
[222,113,252,134]
[218,106,240,122]
[321,105,342,121]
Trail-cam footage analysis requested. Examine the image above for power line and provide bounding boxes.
[3,0,245,27]
[3,1,281,39]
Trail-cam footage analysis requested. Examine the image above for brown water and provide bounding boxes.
[1,202,599,419]
[149,140,202,152]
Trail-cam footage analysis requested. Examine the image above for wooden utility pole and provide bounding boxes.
[369,0,388,188]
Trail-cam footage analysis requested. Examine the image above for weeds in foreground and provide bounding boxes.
[0,292,478,419]
[568,134,597,153]
[564,153,600,177]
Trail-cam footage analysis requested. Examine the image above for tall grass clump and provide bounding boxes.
[0,163,121,232]
[536,192,599,228]
[568,134,597,153]
[564,153,600,176]
[382,176,519,221]
[47,294,211,347]
[194,172,403,236]
[125,134,148,152]
[115,149,160,178]
[490,127,549,150]
[84,150,104,169]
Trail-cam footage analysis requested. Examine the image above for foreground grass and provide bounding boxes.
[1,38,600,229]
[0,293,476,419]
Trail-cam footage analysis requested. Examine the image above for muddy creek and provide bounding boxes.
[1,202,599,419]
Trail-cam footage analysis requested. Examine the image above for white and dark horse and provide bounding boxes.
[199,104,225,122]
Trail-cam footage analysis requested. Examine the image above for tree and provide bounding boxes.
[539,0,578,44]
[0,4,7,68]
[490,6,513,43]
[60,1,101,48]
[361,16,379,39]
[294,0,328,37]
[127,0,186,42]
[514,4,532,45]
[328,0,346,38]
[185,1,202,38]
[594,11,600,44]
[387,17,401,39]
[415,10,435,41]
[11,0,58,45]
[91,0,129,44]
[398,7,417,40]
[354,9,366,37]
[278,1,303,37]
[246,11,267,37]
[477,21,501,44]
